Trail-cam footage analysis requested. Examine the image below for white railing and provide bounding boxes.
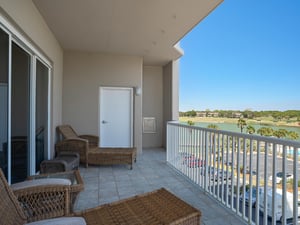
[166,121,300,225]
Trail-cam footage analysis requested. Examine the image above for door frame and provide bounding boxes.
[98,86,134,147]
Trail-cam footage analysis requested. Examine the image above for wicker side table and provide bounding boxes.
[40,152,80,174]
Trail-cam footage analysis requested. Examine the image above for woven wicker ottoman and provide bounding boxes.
[40,152,80,174]
[77,188,201,225]
[88,147,137,169]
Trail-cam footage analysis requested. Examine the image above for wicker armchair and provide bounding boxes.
[0,169,86,225]
[55,125,99,167]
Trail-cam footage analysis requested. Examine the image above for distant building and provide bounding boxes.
[208,112,219,117]
[196,112,207,117]
[232,112,242,118]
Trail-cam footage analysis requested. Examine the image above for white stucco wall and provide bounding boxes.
[0,0,64,155]
[142,66,163,147]
[63,51,143,153]
[162,60,179,147]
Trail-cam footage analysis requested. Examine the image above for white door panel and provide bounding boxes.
[99,87,133,147]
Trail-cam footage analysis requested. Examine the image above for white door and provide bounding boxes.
[99,87,133,147]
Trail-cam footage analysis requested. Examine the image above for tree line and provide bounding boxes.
[238,118,299,139]
[180,109,300,121]
[208,118,300,140]
[187,118,299,140]
[182,110,300,140]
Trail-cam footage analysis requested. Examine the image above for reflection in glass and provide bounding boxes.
[35,60,48,172]
[11,42,30,183]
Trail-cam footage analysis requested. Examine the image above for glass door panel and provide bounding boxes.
[0,28,9,178]
[35,60,48,172]
[11,42,30,183]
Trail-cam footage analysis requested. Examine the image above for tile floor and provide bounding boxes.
[74,148,246,225]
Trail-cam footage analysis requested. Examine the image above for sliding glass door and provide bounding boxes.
[0,28,9,178]
[11,42,31,183]
[35,60,49,173]
[0,26,51,183]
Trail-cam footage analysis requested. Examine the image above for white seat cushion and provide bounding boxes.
[11,178,71,190]
[25,217,86,225]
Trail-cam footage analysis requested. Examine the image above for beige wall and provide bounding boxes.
[142,66,163,148]
[142,61,179,148]
[0,0,64,155]
[171,59,180,120]
[63,51,143,153]
[162,60,179,147]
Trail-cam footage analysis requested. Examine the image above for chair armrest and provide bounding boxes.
[78,135,99,147]
[11,178,71,190]
[13,185,71,222]
[25,217,86,225]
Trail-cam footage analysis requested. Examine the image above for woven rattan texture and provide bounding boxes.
[40,152,80,173]
[28,170,84,212]
[88,147,137,169]
[56,125,100,168]
[0,169,27,225]
[55,139,90,167]
[57,125,78,139]
[13,184,71,222]
[56,125,137,169]
[78,188,201,225]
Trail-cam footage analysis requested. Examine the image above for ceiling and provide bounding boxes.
[33,0,222,66]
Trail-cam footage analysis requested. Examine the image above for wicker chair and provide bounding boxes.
[55,125,137,169]
[55,125,99,167]
[0,169,86,225]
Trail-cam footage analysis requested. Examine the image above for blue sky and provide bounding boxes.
[179,1,300,112]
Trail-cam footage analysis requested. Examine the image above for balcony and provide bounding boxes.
[74,148,244,225]
[167,121,300,225]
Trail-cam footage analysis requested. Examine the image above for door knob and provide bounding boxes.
[102,120,108,124]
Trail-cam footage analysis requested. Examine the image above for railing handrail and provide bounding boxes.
[167,121,300,147]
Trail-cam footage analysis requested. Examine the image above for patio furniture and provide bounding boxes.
[76,188,201,225]
[0,169,86,225]
[4,170,72,223]
[88,147,137,169]
[1,168,201,225]
[56,125,99,167]
[40,152,80,174]
[27,170,84,212]
[55,125,137,169]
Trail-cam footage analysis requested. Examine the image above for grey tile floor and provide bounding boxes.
[74,148,246,225]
